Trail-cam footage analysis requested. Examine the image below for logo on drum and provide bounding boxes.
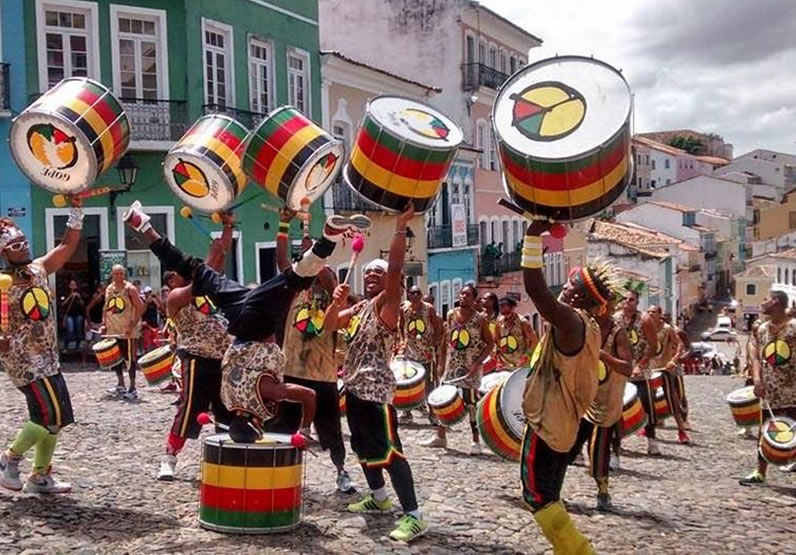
[510,81,586,142]
[26,123,78,171]
[20,287,51,321]
[763,340,791,367]
[172,159,210,199]
[398,108,450,141]
[305,152,339,192]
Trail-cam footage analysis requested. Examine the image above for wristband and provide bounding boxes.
[521,235,543,269]
[66,207,84,231]
[278,222,290,233]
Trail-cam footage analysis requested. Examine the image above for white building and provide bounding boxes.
[633,137,679,190]
[748,249,796,309]
[651,175,749,219]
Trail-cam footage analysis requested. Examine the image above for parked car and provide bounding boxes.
[716,316,733,330]
[701,328,737,341]
[688,341,718,359]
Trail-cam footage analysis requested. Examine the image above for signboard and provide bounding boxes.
[451,203,467,248]
[98,250,127,284]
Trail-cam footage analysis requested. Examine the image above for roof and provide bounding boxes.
[647,200,697,213]
[633,136,689,157]
[699,208,730,218]
[769,248,796,261]
[477,4,544,44]
[615,268,651,283]
[320,50,442,92]
[696,155,730,165]
[734,264,775,279]
[652,173,748,191]
[590,220,681,247]
[689,224,716,233]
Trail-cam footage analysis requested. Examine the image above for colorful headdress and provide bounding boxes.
[568,257,623,308]
[0,218,24,252]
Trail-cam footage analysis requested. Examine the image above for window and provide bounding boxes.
[789,211,796,230]
[478,40,486,65]
[463,181,473,224]
[452,279,463,301]
[440,281,451,319]
[512,220,519,250]
[651,159,656,170]
[664,158,670,169]
[786,269,790,285]
[502,220,509,249]
[778,267,782,283]
[491,220,500,244]
[476,120,488,169]
[332,121,350,153]
[249,38,273,113]
[337,265,349,285]
[499,50,507,74]
[203,19,234,107]
[428,283,439,312]
[287,48,310,114]
[793,270,796,287]
[489,45,497,69]
[651,179,656,189]
[666,179,672,185]
[510,55,517,74]
[479,220,488,249]
[37,1,98,90]
[111,7,167,100]
[465,34,476,65]
[488,132,497,171]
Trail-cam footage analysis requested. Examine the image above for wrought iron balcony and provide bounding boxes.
[427,224,480,249]
[0,64,10,113]
[480,251,522,277]
[120,98,188,143]
[203,104,267,129]
[462,63,510,91]
[329,178,382,212]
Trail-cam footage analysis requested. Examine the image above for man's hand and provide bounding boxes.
[396,203,415,229]
[753,380,766,398]
[70,196,84,208]
[280,207,297,223]
[331,284,350,306]
[217,211,235,227]
[525,219,551,236]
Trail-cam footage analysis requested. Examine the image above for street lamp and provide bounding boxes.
[110,154,139,215]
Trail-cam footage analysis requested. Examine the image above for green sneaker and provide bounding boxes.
[739,470,766,486]
[347,493,393,514]
[389,514,428,542]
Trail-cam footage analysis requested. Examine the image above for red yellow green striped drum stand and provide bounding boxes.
[199,433,305,534]
[164,115,248,213]
[138,345,175,386]
[242,106,343,211]
[9,78,130,193]
[726,386,760,429]
[92,338,122,370]
[391,358,427,411]
[344,96,463,213]
[477,367,529,461]
[620,383,647,438]
[492,56,632,221]
[759,417,796,466]
[427,385,465,427]
[654,387,671,420]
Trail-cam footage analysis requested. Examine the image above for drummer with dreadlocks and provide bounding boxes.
[0,200,83,494]
[519,219,622,554]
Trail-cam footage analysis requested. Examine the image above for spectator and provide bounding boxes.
[496,242,504,259]
[84,284,106,340]
[140,286,162,352]
[158,285,170,326]
[60,280,85,351]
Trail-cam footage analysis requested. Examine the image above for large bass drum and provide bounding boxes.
[492,56,632,221]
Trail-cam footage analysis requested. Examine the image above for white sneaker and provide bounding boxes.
[779,461,796,473]
[336,469,356,493]
[23,468,71,494]
[123,389,139,401]
[573,453,585,466]
[647,438,661,456]
[0,451,23,491]
[107,385,126,396]
[469,442,482,456]
[157,455,176,481]
[609,453,620,471]
[420,435,447,448]
[122,201,152,233]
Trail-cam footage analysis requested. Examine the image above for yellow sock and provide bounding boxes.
[533,501,595,555]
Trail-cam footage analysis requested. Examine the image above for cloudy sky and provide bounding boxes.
[480,0,796,156]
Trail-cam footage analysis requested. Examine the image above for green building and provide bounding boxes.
[23,0,322,299]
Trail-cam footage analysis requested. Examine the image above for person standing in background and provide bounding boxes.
[60,280,85,351]
[102,265,144,400]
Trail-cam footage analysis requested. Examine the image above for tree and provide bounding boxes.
[669,136,705,155]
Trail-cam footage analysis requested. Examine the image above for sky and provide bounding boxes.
[479,0,796,157]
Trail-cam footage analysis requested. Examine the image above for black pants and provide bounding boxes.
[568,419,614,486]
[20,373,75,432]
[520,426,570,512]
[346,392,418,513]
[632,379,656,439]
[170,352,231,440]
[662,371,687,423]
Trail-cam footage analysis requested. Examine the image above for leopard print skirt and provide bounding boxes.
[220,341,285,422]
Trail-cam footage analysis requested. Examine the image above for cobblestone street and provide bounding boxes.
[0,367,794,554]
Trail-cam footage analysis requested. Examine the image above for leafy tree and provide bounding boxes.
[669,136,705,155]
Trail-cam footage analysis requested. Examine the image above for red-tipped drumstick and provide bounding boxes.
[342,234,365,287]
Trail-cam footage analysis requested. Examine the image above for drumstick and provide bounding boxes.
[341,234,365,287]
[179,206,213,238]
[222,193,261,213]
[0,274,12,333]
[497,198,568,239]
[261,203,310,221]
[52,187,123,207]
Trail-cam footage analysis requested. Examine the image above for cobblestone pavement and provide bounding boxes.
[0,367,794,554]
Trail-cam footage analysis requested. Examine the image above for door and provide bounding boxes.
[257,246,276,284]
[50,213,102,322]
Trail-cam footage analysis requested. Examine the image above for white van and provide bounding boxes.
[717,316,732,330]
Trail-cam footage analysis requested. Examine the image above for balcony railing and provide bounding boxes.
[462,63,510,91]
[203,104,267,129]
[0,63,9,113]
[427,224,480,249]
[480,251,522,277]
[329,178,382,212]
[120,98,188,142]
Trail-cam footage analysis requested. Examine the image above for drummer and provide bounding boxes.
[648,306,690,445]
[102,264,145,400]
[421,284,494,454]
[738,320,761,438]
[0,202,83,494]
[668,313,691,430]
[740,290,796,484]
[156,217,235,481]
[398,285,444,423]
[519,221,620,554]
[494,296,538,370]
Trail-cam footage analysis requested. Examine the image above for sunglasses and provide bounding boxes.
[4,240,29,252]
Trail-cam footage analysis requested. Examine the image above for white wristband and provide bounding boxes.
[66,207,84,231]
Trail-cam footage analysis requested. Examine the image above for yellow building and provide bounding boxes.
[752,189,796,240]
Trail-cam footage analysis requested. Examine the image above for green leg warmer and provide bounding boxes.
[33,432,58,474]
[9,421,50,457]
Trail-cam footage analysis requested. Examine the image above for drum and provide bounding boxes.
[138,345,175,386]
[337,379,346,417]
[241,106,343,210]
[164,115,248,213]
[344,95,463,213]
[479,371,511,395]
[92,338,122,369]
[9,78,130,193]
[199,433,304,534]
[391,358,427,411]
[648,371,664,391]
[726,386,760,429]
[427,385,465,427]
[620,383,647,438]
[654,387,671,420]
[759,417,796,466]
[492,56,632,221]
[476,367,529,461]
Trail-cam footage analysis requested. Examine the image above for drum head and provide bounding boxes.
[139,345,171,364]
[285,140,345,210]
[164,150,239,213]
[368,96,463,149]
[391,359,426,385]
[9,110,97,193]
[479,371,511,394]
[93,338,117,350]
[763,418,796,446]
[727,385,757,403]
[623,382,638,405]
[493,56,631,161]
[500,367,530,437]
[428,384,458,406]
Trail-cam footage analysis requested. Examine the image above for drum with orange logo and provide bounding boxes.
[164,115,248,213]
[344,96,463,213]
[492,56,632,222]
[9,78,130,193]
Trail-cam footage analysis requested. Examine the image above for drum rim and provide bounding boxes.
[204,432,298,449]
[341,165,406,214]
[163,147,243,213]
[92,338,119,350]
[498,367,530,437]
[726,385,757,403]
[138,345,173,363]
[427,384,460,406]
[492,55,631,159]
[363,94,464,151]
[622,382,639,404]
[9,109,99,194]
[282,138,346,211]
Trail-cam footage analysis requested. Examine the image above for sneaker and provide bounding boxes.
[469,442,482,456]
[389,514,429,543]
[323,214,372,242]
[122,201,152,233]
[160,382,177,393]
[398,411,414,423]
[678,430,691,444]
[609,453,620,471]
[107,385,126,396]
[596,493,613,512]
[573,453,585,466]
[647,439,661,456]
[0,451,23,491]
[123,389,138,401]
[779,461,796,473]
[419,435,447,448]
[736,427,749,437]
[157,455,176,481]
[637,428,647,438]
[23,467,71,494]
[170,396,181,406]
[336,470,356,494]
[347,493,393,514]
[739,470,766,485]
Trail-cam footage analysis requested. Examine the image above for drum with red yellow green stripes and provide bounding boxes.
[164,115,249,213]
[492,56,632,222]
[476,367,529,461]
[199,433,304,534]
[344,96,463,213]
[9,78,130,193]
[137,345,175,386]
[242,106,343,211]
